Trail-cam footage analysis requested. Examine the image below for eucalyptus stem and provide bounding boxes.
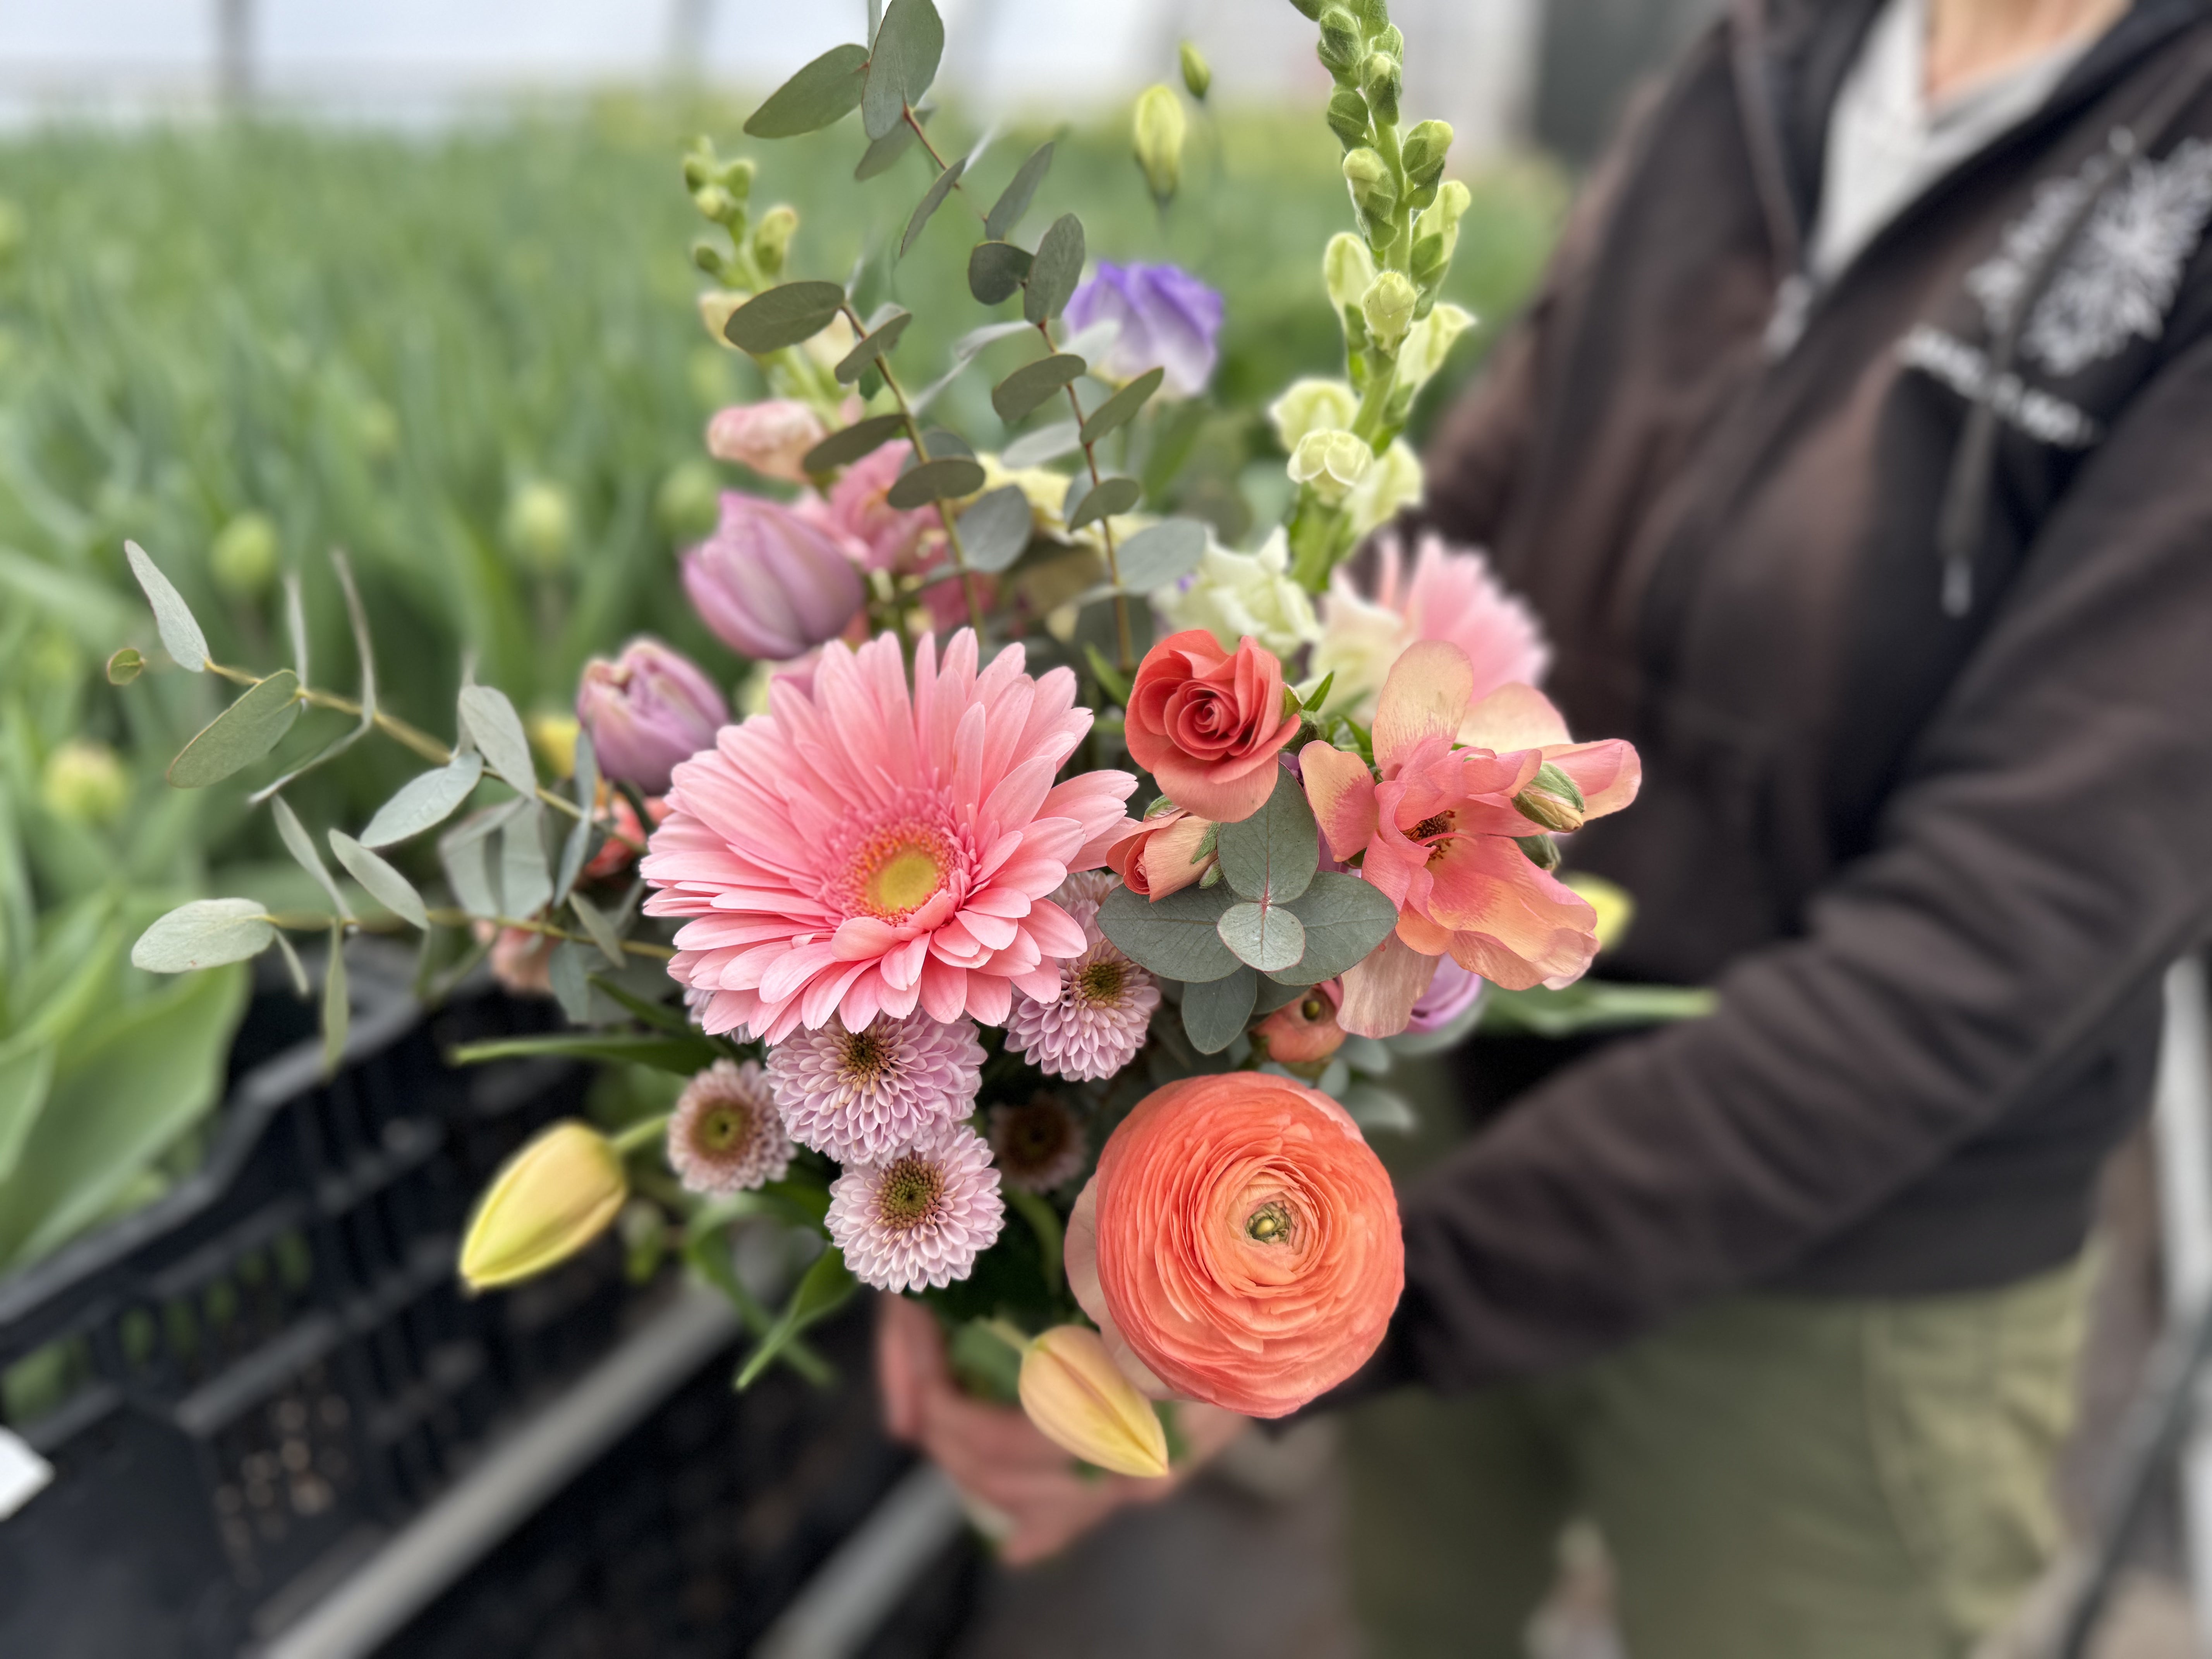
[1035,318,1137,673]
[422,907,676,959]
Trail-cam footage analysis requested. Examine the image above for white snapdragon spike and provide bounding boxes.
[827,1122,1006,1292]
[666,1059,794,1196]
[767,1011,984,1166]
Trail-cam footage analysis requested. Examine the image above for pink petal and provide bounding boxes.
[1461,681,1571,753]
[1373,641,1475,773]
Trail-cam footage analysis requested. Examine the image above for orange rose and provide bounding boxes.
[1125,630,1301,824]
[1105,805,1216,899]
[1065,1073,1402,1418]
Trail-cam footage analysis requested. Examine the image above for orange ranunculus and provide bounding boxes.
[1125,630,1301,824]
[1300,641,1640,994]
[1065,1073,1402,1418]
[1105,805,1216,899]
[1252,980,1346,1064]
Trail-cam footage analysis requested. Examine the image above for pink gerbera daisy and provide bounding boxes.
[826,1121,1006,1291]
[641,630,1138,1042]
[765,1010,984,1164]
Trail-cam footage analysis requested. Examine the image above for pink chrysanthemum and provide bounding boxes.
[1312,531,1551,738]
[827,1121,1005,1291]
[642,630,1138,1042]
[1051,870,1116,934]
[1005,915,1159,1084]
[766,1011,984,1164]
[666,1059,793,1195]
[988,1093,1090,1194]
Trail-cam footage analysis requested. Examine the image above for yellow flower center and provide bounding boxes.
[840,823,955,921]
[1245,1200,1296,1244]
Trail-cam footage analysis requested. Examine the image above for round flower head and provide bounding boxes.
[989,1093,1091,1194]
[1051,869,1116,933]
[1005,919,1159,1084]
[666,1059,794,1195]
[827,1121,1005,1292]
[767,1011,984,1164]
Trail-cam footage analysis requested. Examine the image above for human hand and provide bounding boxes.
[874,1294,1247,1566]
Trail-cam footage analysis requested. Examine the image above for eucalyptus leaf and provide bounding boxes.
[458,683,536,793]
[105,647,144,685]
[737,1247,858,1390]
[912,427,975,461]
[744,41,870,137]
[1078,366,1165,445]
[1216,769,1319,904]
[955,487,1034,574]
[1217,902,1307,973]
[247,551,379,806]
[1182,966,1257,1054]
[548,940,593,1024]
[500,803,553,918]
[440,798,527,919]
[1096,882,1240,982]
[271,796,352,920]
[900,155,967,258]
[967,241,1034,306]
[361,750,484,848]
[1002,420,1082,467]
[1065,475,1140,531]
[123,539,208,672]
[130,898,274,972]
[987,141,1055,241]
[321,932,349,1075]
[861,0,945,141]
[1253,976,1308,1016]
[284,572,309,686]
[855,117,921,180]
[1342,1084,1419,1135]
[802,412,908,472]
[834,309,912,383]
[1024,213,1085,325]
[886,456,986,509]
[568,889,627,968]
[1275,872,1400,984]
[1115,518,1207,591]
[167,670,301,788]
[991,352,1085,423]
[271,929,311,999]
[329,831,429,930]
[555,730,600,904]
[722,280,848,355]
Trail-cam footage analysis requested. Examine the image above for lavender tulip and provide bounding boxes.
[682,492,866,663]
[575,638,730,794]
[1063,262,1224,398]
[1405,954,1485,1034]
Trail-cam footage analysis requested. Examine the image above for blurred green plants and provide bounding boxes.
[0,94,1563,1271]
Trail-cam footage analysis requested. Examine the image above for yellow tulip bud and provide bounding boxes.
[459,1121,628,1291]
[1018,1326,1171,1479]
[527,711,580,781]
[1133,84,1187,205]
[1563,872,1637,955]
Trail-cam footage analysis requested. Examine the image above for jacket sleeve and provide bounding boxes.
[1393,330,2212,1387]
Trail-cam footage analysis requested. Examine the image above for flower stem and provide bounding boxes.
[612,1113,672,1155]
[422,907,677,959]
[1034,319,1137,673]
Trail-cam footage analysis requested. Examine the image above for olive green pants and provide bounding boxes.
[1345,1261,2091,1659]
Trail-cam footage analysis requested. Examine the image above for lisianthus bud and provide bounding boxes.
[1326,88,1370,150]
[459,1122,628,1291]
[1270,377,1360,452]
[211,511,279,599]
[683,493,865,662]
[1342,146,1396,228]
[1323,232,1377,314]
[576,637,730,794]
[1358,52,1401,125]
[1133,84,1187,205]
[1289,428,1374,504]
[751,206,797,278]
[1397,303,1474,388]
[1316,7,1362,77]
[1360,271,1419,352]
[504,480,575,575]
[705,400,830,484]
[1180,40,1212,100]
[40,739,127,825]
[1018,1326,1171,1478]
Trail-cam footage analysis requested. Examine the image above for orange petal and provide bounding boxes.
[1300,742,1380,860]
[1422,836,1599,989]
[1459,680,1570,754]
[1373,641,1474,773]
[1139,814,1217,898]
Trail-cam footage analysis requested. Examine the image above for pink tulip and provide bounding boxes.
[793,442,940,574]
[575,638,728,794]
[683,492,867,662]
[704,400,829,484]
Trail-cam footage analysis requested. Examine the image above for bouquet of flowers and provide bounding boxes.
[113,0,1640,1473]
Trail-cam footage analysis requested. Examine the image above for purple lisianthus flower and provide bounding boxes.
[1063,261,1224,398]
[1406,954,1485,1034]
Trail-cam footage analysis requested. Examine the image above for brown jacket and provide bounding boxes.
[1391,0,2212,1387]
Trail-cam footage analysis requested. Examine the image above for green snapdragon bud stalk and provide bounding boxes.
[1326,87,1370,149]
[1317,7,1363,78]
[1323,231,1377,313]
[1360,270,1419,352]
[1342,146,1396,237]
[751,206,797,278]
[1358,51,1402,127]
[1286,0,1325,17]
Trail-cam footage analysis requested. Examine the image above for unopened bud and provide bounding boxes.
[1018,1326,1171,1478]
[1323,231,1377,313]
[458,1122,629,1291]
[1401,119,1453,184]
[106,647,145,686]
[1516,832,1562,871]
[691,239,728,280]
[1413,178,1472,266]
[1317,7,1362,76]
[682,146,714,191]
[1374,23,1404,54]
[504,480,574,575]
[210,510,280,599]
[1133,83,1187,204]
[1398,302,1474,386]
[1352,0,1393,27]
[1326,87,1370,149]
[1563,871,1635,953]
[1360,270,1419,352]
[1285,0,1325,17]
[1342,146,1397,227]
[751,205,797,278]
[40,739,128,825]
[1180,40,1212,101]
[697,289,748,347]
[717,157,757,198]
[1358,52,1401,125]
[1288,428,1375,504]
[1512,762,1587,833]
[692,183,739,225]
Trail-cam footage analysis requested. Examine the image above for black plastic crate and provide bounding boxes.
[0,960,659,1659]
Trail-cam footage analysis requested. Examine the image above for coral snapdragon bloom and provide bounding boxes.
[641,630,1137,1042]
[1300,641,1640,991]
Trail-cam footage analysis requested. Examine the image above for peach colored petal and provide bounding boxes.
[1461,680,1571,753]
[1299,742,1380,861]
[1542,738,1643,818]
[1337,932,1441,1038]
[1372,640,1475,773]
